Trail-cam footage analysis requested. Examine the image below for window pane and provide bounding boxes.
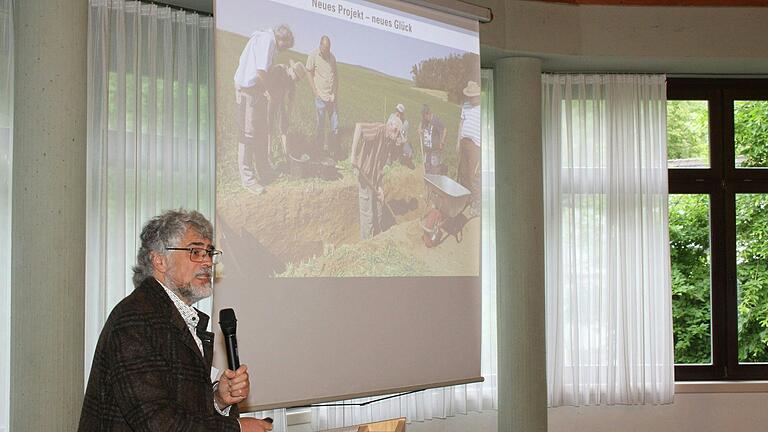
[737,193,768,363]
[669,194,712,364]
[735,100,768,168]
[667,100,710,169]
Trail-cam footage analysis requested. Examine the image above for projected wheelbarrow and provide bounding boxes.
[421,174,472,247]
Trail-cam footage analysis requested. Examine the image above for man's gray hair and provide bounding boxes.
[132,209,213,287]
[274,24,294,49]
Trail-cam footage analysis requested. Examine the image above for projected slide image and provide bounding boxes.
[215,0,481,278]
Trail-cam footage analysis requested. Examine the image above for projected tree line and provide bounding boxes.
[411,53,480,104]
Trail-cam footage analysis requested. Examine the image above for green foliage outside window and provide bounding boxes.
[736,193,768,362]
[667,100,709,165]
[735,101,768,168]
[734,101,768,362]
[669,194,712,364]
[668,100,768,364]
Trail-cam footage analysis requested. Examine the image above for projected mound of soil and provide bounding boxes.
[217,164,480,278]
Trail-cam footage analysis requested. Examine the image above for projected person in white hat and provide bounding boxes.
[233,24,295,195]
[385,103,414,169]
[457,80,482,215]
[306,35,339,159]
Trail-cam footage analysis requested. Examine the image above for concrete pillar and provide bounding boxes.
[10,0,87,430]
[493,57,546,432]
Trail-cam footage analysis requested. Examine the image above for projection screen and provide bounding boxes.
[214,0,482,410]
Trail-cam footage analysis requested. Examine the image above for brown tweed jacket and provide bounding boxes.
[78,277,241,431]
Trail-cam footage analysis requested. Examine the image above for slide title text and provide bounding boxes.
[311,0,413,32]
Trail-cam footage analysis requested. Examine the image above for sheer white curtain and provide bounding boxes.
[0,2,12,431]
[310,69,497,430]
[85,1,287,429]
[86,0,214,370]
[542,74,674,407]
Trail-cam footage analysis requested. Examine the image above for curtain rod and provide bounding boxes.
[144,1,213,17]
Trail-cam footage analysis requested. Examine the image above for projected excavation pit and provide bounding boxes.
[217,162,480,278]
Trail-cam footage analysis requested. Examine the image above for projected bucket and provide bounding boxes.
[289,153,314,178]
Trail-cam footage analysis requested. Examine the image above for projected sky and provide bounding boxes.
[217,0,473,80]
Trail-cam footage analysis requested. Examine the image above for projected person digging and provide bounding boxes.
[351,105,408,240]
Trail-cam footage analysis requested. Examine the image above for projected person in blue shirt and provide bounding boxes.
[306,35,339,159]
[419,104,447,174]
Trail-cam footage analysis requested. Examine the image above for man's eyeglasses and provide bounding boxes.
[165,247,222,264]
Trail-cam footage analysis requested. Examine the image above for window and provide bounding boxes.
[668,79,768,380]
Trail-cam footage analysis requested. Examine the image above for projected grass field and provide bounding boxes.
[216,31,479,278]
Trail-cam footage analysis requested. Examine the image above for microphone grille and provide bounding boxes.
[219,308,237,335]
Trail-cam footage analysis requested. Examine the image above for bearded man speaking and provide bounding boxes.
[79,209,272,432]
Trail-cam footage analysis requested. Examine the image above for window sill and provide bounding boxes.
[675,381,768,394]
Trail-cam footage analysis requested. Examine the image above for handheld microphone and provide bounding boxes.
[219,308,240,371]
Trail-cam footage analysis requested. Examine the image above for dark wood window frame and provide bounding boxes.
[669,78,768,381]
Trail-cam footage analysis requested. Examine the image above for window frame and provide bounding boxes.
[669,78,768,381]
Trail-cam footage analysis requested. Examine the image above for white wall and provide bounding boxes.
[286,394,768,432]
[548,392,768,432]
[477,0,768,73]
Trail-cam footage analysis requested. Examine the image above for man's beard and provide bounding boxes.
[166,269,213,305]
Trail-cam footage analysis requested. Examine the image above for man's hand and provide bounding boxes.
[239,418,273,432]
[214,364,250,409]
